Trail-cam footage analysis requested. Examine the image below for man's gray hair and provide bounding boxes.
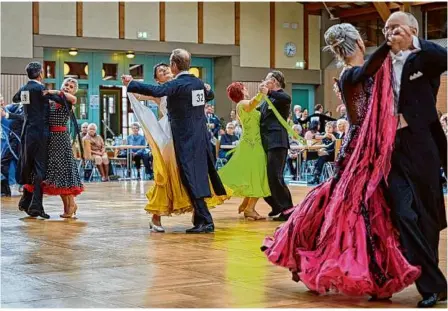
[131,122,140,129]
[170,49,191,72]
[388,12,419,35]
[88,123,97,130]
[81,122,89,128]
[323,23,362,67]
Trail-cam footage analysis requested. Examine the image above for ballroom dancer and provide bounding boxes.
[218,82,301,220]
[128,63,230,232]
[13,62,52,219]
[257,70,293,221]
[123,48,227,233]
[262,23,420,299]
[23,78,84,218]
[383,12,447,308]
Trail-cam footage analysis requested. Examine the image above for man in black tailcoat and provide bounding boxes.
[258,70,293,221]
[383,12,447,308]
[122,49,226,233]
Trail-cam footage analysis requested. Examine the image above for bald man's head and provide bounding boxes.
[170,49,191,75]
[385,12,419,37]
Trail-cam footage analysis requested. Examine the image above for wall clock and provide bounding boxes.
[284,42,297,57]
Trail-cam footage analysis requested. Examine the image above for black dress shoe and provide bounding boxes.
[439,291,447,301]
[272,213,289,221]
[268,211,281,217]
[417,293,439,308]
[186,223,214,234]
[28,210,50,219]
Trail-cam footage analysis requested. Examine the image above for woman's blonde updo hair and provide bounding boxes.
[61,77,79,93]
[323,23,362,66]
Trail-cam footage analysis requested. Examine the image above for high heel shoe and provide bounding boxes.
[60,204,78,219]
[238,203,247,214]
[149,220,165,233]
[244,211,266,221]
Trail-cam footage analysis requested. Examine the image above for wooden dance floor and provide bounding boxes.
[1,181,446,308]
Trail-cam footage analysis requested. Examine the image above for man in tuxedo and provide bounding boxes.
[13,62,51,219]
[258,70,293,220]
[384,12,447,308]
[122,49,226,233]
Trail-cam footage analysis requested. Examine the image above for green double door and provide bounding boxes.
[292,84,315,114]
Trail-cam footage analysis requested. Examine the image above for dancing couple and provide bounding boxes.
[15,62,84,219]
[262,12,447,308]
[218,70,300,221]
[122,48,229,234]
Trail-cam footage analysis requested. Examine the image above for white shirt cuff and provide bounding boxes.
[5,112,10,119]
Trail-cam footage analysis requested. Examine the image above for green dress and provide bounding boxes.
[218,104,271,198]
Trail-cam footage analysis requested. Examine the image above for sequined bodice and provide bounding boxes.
[238,104,261,147]
[337,77,374,167]
[49,100,70,127]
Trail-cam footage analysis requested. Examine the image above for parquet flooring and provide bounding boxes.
[1,181,446,308]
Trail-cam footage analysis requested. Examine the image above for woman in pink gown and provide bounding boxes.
[262,23,420,299]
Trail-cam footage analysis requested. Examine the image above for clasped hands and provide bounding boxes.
[386,24,415,52]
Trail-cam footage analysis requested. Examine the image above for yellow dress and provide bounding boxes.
[129,94,231,216]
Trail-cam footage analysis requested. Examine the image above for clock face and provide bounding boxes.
[284,42,297,57]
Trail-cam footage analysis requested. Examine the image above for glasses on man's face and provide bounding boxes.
[382,24,416,36]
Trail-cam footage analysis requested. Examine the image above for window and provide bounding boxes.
[129,64,144,80]
[44,61,56,79]
[64,62,88,80]
[103,63,118,81]
[75,84,89,120]
[424,8,447,40]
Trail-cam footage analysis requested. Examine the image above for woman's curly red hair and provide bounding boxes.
[226,82,245,103]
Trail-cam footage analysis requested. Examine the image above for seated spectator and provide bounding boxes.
[118,123,153,179]
[298,109,309,135]
[336,119,349,139]
[309,122,338,185]
[304,120,320,140]
[338,105,347,120]
[83,123,109,182]
[287,124,303,180]
[219,122,239,160]
[80,122,89,138]
[230,109,242,138]
[325,111,333,118]
[292,105,302,124]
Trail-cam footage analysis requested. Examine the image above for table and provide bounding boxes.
[108,145,147,179]
[289,144,326,185]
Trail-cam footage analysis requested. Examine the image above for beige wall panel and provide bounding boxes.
[1,3,33,58]
[83,2,118,38]
[165,2,197,43]
[275,3,303,69]
[240,2,270,68]
[203,2,234,45]
[308,15,321,70]
[124,2,159,40]
[40,2,76,36]
[1,74,28,103]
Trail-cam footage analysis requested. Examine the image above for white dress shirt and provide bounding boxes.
[390,35,421,106]
[390,35,421,127]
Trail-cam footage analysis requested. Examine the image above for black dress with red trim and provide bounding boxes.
[24,94,84,196]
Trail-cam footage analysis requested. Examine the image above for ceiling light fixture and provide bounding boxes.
[126,51,135,59]
[68,48,78,56]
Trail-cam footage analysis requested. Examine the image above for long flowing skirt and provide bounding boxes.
[128,94,231,216]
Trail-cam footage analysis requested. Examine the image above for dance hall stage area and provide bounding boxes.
[1,181,446,308]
